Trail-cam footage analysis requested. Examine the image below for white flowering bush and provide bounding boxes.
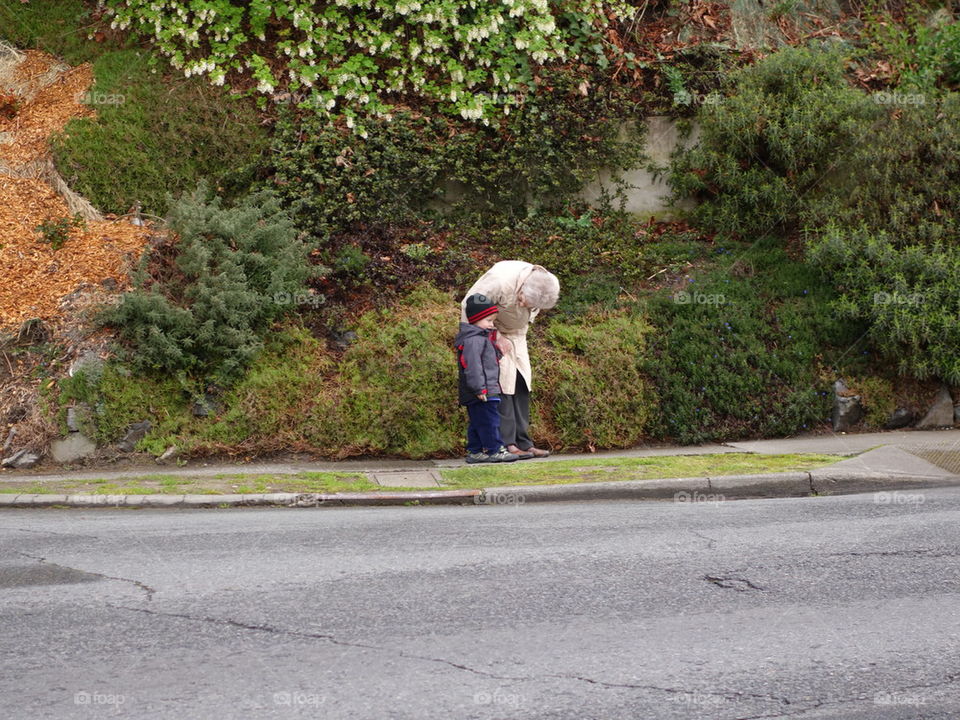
[104,0,631,132]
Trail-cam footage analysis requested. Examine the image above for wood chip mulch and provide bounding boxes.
[0,49,151,333]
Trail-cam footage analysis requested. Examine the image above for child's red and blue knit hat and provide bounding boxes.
[465,293,498,323]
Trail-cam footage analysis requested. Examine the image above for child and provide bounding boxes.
[454,294,520,464]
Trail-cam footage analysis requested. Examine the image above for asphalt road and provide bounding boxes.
[2,489,960,719]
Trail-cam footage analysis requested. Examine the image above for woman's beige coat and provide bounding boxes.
[461,261,544,395]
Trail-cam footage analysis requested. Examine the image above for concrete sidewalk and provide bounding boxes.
[5,427,960,484]
[2,429,960,507]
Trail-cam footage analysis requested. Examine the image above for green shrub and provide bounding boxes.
[805,95,960,382]
[669,46,881,237]
[333,285,463,456]
[534,312,655,448]
[100,184,322,385]
[188,325,335,454]
[56,362,191,448]
[191,287,461,458]
[35,214,86,251]
[848,375,896,429]
[808,224,960,383]
[175,286,662,458]
[102,0,631,129]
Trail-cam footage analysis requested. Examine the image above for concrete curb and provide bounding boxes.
[0,489,482,508]
[480,471,960,505]
[3,471,960,508]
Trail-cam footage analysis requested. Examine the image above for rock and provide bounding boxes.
[68,350,103,378]
[2,427,16,453]
[927,7,954,28]
[49,433,97,463]
[832,379,863,432]
[65,403,94,434]
[917,385,954,429]
[191,393,222,418]
[332,330,358,352]
[1,449,40,469]
[156,446,179,465]
[833,395,863,432]
[885,407,915,430]
[117,420,152,453]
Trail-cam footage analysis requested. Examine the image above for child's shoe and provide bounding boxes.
[465,451,491,464]
[488,446,520,462]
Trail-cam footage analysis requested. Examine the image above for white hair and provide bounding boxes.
[521,268,560,309]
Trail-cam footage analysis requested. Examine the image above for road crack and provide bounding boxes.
[704,574,765,591]
[14,551,155,600]
[106,604,787,702]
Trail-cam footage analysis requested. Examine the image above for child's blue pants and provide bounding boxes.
[466,399,505,454]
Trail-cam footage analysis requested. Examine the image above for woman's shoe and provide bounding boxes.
[527,447,551,458]
[506,444,535,460]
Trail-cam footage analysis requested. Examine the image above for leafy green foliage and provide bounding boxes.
[804,94,960,383]
[99,184,322,385]
[333,285,462,456]
[35,214,86,250]
[188,325,333,453]
[267,71,645,235]
[103,0,632,131]
[847,375,896,429]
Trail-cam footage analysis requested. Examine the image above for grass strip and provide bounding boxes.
[437,453,840,488]
[0,453,841,495]
[0,471,377,495]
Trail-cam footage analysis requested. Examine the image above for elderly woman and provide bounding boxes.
[461,261,560,458]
